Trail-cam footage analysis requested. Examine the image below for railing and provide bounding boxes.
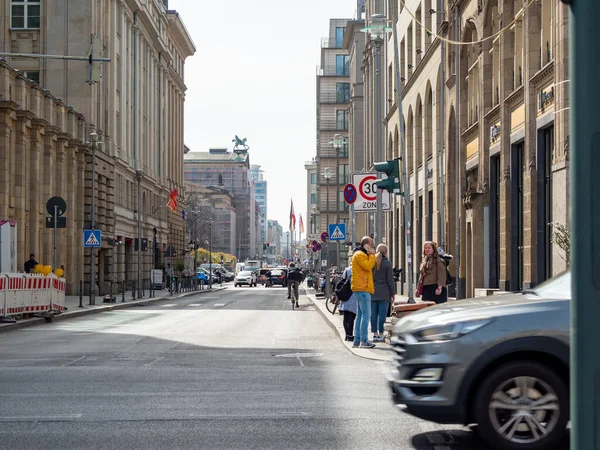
[318,92,350,104]
[318,119,349,131]
[321,38,343,49]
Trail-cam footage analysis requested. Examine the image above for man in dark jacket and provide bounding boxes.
[287,263,305,307]
[24,254,38,273]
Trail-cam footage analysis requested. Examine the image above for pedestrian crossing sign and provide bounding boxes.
[328,223,346,241]
[84,229,102,247]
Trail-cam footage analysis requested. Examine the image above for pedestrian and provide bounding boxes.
[351,236,377,348]
[371,244,395,342]
[24,253,38,273]
[339,250,359,342]
[416,241,447,304]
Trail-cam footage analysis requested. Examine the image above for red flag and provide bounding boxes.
[166,189,178,213]
[289,199,296,231]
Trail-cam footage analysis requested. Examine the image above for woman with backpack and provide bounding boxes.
[338,250,358,342]
[371,244,395,342]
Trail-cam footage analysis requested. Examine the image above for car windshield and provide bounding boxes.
[238,271,252,276]
[529,271,571,299]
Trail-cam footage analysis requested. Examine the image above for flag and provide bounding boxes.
[299,214,304,234]
[166,189,178,213]
[289,199,296,231]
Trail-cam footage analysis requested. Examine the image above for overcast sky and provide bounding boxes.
[169,0,357,235]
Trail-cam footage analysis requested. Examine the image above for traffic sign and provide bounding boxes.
[84,229,101,247]
[313,242,321,252]
[46,196,67,216]
[320,232,329,242]
[351,172,391,211]
[328,223,346,241]
[343,183,357,205]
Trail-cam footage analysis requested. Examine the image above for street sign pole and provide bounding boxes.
[567,0,600,447]
[53,205,58,273]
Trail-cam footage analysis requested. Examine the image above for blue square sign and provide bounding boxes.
[328,223,346,241]
[84,229,102,248]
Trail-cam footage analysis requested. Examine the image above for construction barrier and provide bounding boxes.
[0,273,66,317]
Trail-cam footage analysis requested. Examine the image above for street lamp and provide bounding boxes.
[323,167,332,298]
[332,133,345,269]
[88,132,98,305]
[193,210,199,290]
[136,169,143,299]
[362,14,391,244]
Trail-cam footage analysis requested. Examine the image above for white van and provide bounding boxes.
[235,262,245,275]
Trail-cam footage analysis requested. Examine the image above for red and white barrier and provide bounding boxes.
[0,273,66,317]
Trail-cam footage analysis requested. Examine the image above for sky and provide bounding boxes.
[168,0,357,233]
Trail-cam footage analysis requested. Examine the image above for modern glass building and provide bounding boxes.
[250,165,267,253]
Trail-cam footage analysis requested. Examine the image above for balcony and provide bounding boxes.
[317,66,350,77]
[318,119,349,131]
[321,38,343,49]
[318,92,350,104]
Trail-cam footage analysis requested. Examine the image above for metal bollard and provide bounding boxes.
[122,281,125,302]
[79,280,83,308]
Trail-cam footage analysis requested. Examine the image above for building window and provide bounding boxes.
[11,0,40,29]
[540,1,553,65]
[311,193,317,204]
[512,19,524,89]
[336,55,349,76]
[336,82,350,103]
[23,70,39,84]
[336,110,348,130]
[335,27,346,48]
[491,38,500,106]
[311,173,317,184]
[338,164,349,184]
[340,140,348,157]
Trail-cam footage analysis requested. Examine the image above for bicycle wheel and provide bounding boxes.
[325,296,336,314]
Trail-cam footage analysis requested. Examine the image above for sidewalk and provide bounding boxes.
[0,285,228,333]
[306,289,397,362]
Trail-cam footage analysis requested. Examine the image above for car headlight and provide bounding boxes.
[412,319,492,342]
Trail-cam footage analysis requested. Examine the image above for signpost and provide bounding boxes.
[343,183,357,205]
[46,197,67,273]
[328,224,346,241]
[351,173,391,211]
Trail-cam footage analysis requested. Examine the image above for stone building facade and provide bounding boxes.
[0,61,104,293]
[0,0,195,294]
[382,0,569,297]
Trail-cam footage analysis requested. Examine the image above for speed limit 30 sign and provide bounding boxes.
[351,172,391,211]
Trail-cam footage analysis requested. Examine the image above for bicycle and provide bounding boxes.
[325,274,342,315]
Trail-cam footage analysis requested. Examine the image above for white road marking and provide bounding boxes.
[187,304,201,307]
[0,414,82,422]
[213,303,226,307]
[296,356,305,367]
[61,355,87,367]
[161,304,176,307]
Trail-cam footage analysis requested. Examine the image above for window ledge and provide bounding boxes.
[9,28,40,32]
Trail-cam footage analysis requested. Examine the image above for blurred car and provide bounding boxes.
[256,268,271,285]
[389,272,571,450]
[195,271,209,284]
[197,268,219,284]
[234,270,257,287]
[269,269,287,286]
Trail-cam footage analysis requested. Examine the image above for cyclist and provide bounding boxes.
[287,263,305,307]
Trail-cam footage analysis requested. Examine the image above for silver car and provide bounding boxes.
[389,272,571,450]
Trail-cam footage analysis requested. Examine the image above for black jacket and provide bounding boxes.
[24,259,38,273]
[287,268,304,282]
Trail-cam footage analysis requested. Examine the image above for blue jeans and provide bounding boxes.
[371,300,388,334]
[353,292,372,344]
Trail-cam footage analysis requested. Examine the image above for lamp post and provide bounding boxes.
[362,14,391,244]
[208,219,213,290]
[333,133,344,269]
[88,132,98,305]
[323,167,332,297]
[136,169,143,299]
[193,211,199,290]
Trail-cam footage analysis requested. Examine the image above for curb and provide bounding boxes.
[306,291,392,362]
[0,287,227,334]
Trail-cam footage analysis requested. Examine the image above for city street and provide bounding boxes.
[0,285,499,450]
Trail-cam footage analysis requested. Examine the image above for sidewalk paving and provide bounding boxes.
[0,285,228,333]
[306,289,398,362]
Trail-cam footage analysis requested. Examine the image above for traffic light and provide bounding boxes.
[374,159,401,194]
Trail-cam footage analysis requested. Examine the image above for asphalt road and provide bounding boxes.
[0,284,497,450]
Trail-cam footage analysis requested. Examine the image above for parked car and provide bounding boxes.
[195,271,209,284]
[389,271,571,450]
[269,269,287,286]
[197,268,219,284]
[234,270,257,287]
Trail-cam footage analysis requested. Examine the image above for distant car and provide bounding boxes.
[269,269,287,286]
[389,272,571,450]
[234,270,257,287]
[195,271,209,284]
[198,268,219,284]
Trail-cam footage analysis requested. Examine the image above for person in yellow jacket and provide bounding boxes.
[351,236,377,348]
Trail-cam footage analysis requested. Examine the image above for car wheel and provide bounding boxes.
[473,361,568,450]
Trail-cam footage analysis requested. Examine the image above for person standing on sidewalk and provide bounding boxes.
[371,244,395,342]
[351,236,377,348]
[24,254,38,273]
[416,241,447,304]
[339,249,359,342]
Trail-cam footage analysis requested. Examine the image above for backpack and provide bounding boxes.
[446,268,455,286]
[335,275,353,302]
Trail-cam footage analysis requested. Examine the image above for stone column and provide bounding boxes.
[29,119,47,263]
[15,111,34,267]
